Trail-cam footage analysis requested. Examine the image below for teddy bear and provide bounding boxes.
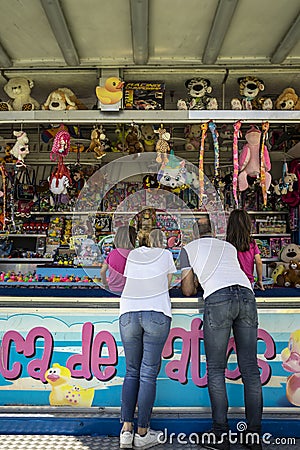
[0,77,40,111]
[177,78,218,110]
[238,125,272,192]
[184,124,202,151]
[231,76,273,110]
[140,124,156,152]
[275,87,300,111]
[283,261,300,288]
[42,87,87,110]
[126,125,144,155]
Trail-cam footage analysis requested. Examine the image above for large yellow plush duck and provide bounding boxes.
[96,77,124,105]
[45,363,94,407]
[281,329,300,406]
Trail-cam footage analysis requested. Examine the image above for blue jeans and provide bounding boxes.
[203,285,262,435]
[119,311,171,428]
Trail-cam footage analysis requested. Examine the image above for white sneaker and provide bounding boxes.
[133,428,162,449]
[120,429,134,449]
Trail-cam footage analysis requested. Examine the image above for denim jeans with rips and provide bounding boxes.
[119,310,171,428]
[203,285,263,435]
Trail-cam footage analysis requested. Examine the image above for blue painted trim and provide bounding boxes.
[0,416,299,438]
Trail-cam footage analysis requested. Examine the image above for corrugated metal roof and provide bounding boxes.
[0,0,299,108]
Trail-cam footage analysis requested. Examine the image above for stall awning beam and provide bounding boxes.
[40,0,80,66]
[271,10,300,64]
[130,0,149,65]
[202,0,238,65]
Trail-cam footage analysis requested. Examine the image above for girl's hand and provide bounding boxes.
[256,280,265,291]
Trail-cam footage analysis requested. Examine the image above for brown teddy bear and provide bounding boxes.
[283,260,300,288]
[126,125,144,155]
[42,88,87,110]
[140,124,156,152]
[87,126,108,159]
[0,77,40,111]
[275,88,300,111]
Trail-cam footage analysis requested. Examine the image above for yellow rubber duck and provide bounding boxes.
[45,363,94,407]
[96,77,124,105]
[281,330,300,406]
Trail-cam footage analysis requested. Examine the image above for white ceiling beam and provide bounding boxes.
[130,0,149,65]
[202,0,239,65]
[0,42,12,68]
[40,0,80,66]
[270,10,300,64]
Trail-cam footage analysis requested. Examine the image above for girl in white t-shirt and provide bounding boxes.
[119,229,176,449]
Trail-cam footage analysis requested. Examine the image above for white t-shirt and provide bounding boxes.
[120,247,177,318]
[181,237,252,299]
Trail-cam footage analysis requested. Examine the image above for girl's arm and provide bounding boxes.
[100,262,109,288]
[254,253,265,290]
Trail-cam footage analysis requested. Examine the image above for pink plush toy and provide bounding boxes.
[238,125,271,191]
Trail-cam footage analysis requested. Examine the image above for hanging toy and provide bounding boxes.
[232,121,242,207]
[208,121,220,192]
[157,149,187,193]
[10,130,30,167]
[155,125,170,163]
[260,121,270,206]
[50,129,71,162]
[0,165,7,230]
[199,122,208,205]
[49,129,72,207]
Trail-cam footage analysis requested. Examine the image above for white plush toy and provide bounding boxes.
[0,77,40,111]
[10,130,30,166]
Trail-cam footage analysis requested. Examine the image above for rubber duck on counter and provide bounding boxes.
[96,77,124,105]
[45,363,95,407]
[281,329,300,406]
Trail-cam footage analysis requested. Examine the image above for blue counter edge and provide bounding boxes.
[0,415,299,438]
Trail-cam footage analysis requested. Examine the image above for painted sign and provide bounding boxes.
[0,308,299,409]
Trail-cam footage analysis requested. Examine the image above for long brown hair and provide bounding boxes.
[113,225,137,249]
[226,209,253,252]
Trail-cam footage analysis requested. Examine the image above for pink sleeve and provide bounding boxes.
[253,241,260,255]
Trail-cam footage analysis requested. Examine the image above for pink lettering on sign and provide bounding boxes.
[67,322,117,381]
[162,318,276,387]
[0,327,53,382]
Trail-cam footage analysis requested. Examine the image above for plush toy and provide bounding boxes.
[140,124,156,152]
[231,76,272,110]
[96,77,124,105]
[0,77,40,111]
[269,243,300,278]
[186,170,200,189]
[10,130,30,166]
[126,125,144,155]
[157,150,187,192]
[275,87,300,111]
[155,127,170,163]
[238,125,272,192]
[184,124,202,151]
[283,261,300,288]
[271,263,286,285]
[274,173,297,195]
[177,78,218,110]
[111,124,128,152]
[42,88,87,110]
[87,126,108,159]
[50,130,71,161]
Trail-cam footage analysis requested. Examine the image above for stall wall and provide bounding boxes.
[0,307,299,410]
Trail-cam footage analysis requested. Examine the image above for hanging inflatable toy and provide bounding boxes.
[208,121,220,192]
[232,120,242,207]
[199,122,208,206]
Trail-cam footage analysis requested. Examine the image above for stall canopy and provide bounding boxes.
[0,0,299,107]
